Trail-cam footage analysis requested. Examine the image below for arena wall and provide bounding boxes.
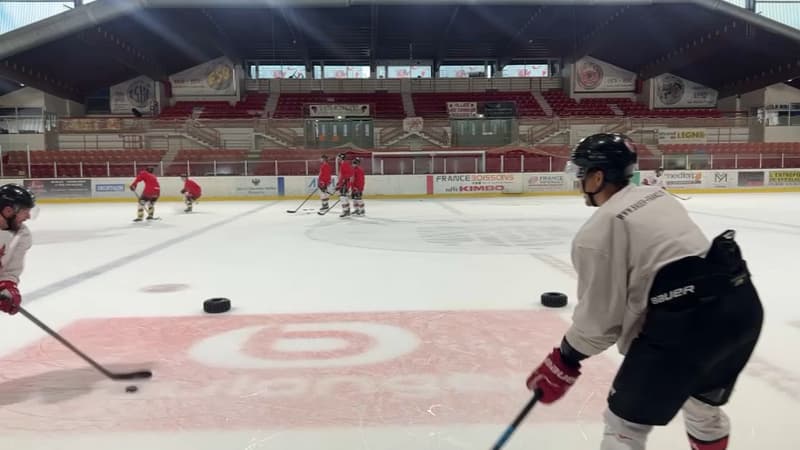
[13,168,800,203]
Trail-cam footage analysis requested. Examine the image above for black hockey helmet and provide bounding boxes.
[337,152,347,160]
[0,184,35,210]
[567,133,638,207]
[352,157,361,165]
[568,133,637,183]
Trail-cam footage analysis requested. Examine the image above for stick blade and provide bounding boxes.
[111,370,152,380]
[286,210,297,213]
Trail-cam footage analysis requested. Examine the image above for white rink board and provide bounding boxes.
[14,169,800,201]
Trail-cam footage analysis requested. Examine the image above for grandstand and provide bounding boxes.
[0,0,798,179]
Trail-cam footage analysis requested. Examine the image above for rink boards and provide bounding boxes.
[12,168,800,202]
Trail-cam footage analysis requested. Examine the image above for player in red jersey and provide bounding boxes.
[351,157,366,216]
[180,174,202,213]
[317,154,333,212]
[335,153,354,217]
[130,167,160,222]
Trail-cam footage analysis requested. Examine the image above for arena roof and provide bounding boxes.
[0,0,799,101]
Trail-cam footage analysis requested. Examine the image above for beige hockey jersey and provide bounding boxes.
[564,185,709,356]
[0,224,32,284]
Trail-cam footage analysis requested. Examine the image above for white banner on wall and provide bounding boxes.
[447,102,478,118]
[110,76,158,114]
[653,73,717,108]
[657,128,708,144]
[430,174,521,194]
[170,57,237,97]
[233,177,278,195]
[309,104,370,117]
[573,56,636,93]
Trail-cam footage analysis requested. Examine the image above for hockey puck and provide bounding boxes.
[203,297,231,314]
[125,385,138,393]
[541,292,568,308]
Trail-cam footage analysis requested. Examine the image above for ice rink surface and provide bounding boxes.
[0,192,797,449]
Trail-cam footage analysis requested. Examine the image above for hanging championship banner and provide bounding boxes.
[308,104,370,117]
[573,56,636,93]
[110,76,157,114]
[170,57,237,97]
[653,73,718,108]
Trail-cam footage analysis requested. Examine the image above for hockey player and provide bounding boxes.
[318,154,333,212]
[0,184,36,316]
[130,167,160,222]
[351,157,366,216]
[642,167,666,189]
[525,133,762,450]
[335,153,353,218]
[180,174,202,213]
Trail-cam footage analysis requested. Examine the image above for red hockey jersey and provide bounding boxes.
[131,170,160,197]
[336,161,353,189]
[318,161,332,187]
[352,166,365,191]
[183,178,202,198]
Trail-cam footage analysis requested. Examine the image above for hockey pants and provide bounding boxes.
[601,398,729,450]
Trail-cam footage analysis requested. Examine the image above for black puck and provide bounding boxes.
[203,297,231,314]
[541,292,568,308]
[126,385,138,393]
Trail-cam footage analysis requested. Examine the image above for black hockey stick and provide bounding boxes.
[490,390,541,450]
[18,306,152,381]
[286,188,319,213]
[318,198,341,216]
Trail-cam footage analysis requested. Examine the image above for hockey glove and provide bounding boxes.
[526,347,581,404]
[129,184,136,191]
[180,189,186,194]
[0,280,21,315]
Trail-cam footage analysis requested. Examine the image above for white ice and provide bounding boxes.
[0,193,797,449]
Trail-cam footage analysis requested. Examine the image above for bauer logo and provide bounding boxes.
[95,183,125,192]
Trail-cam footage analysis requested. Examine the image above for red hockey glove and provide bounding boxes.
[526,347,581,404]
[0,280,21,315]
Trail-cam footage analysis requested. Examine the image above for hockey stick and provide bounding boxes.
[318,198,341,216]
[490,390,541,450]
[670,191,692,201]
[18,306,153,381]
[286,188,319,213]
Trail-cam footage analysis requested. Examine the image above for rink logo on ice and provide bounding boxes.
[188,321,420,369]
[431,174,521,194]
[0,311,617,430]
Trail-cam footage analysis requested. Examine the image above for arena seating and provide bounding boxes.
[167,149,248,176]
[273,93,404,119]
[542,90,722,118]
[412,92,545,118]
[159,93,268,119]
[4,149,166,178]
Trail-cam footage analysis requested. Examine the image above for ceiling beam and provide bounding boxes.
[637,21,740,80]
[434,6,460,69]
[572,5,633,60]
[0,60,83,101]
[497,6,547,68]
[198,9,243,65]
[719,59,800,97]
[77,25,167,82]
[276,8,311,69]
[369,5,378,64]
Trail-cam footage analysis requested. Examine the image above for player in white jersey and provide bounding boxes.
[642,167,666,189]
[0,184,36,315]
[525,134,762,450]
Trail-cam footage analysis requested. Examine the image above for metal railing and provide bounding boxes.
[2,152,799,179]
